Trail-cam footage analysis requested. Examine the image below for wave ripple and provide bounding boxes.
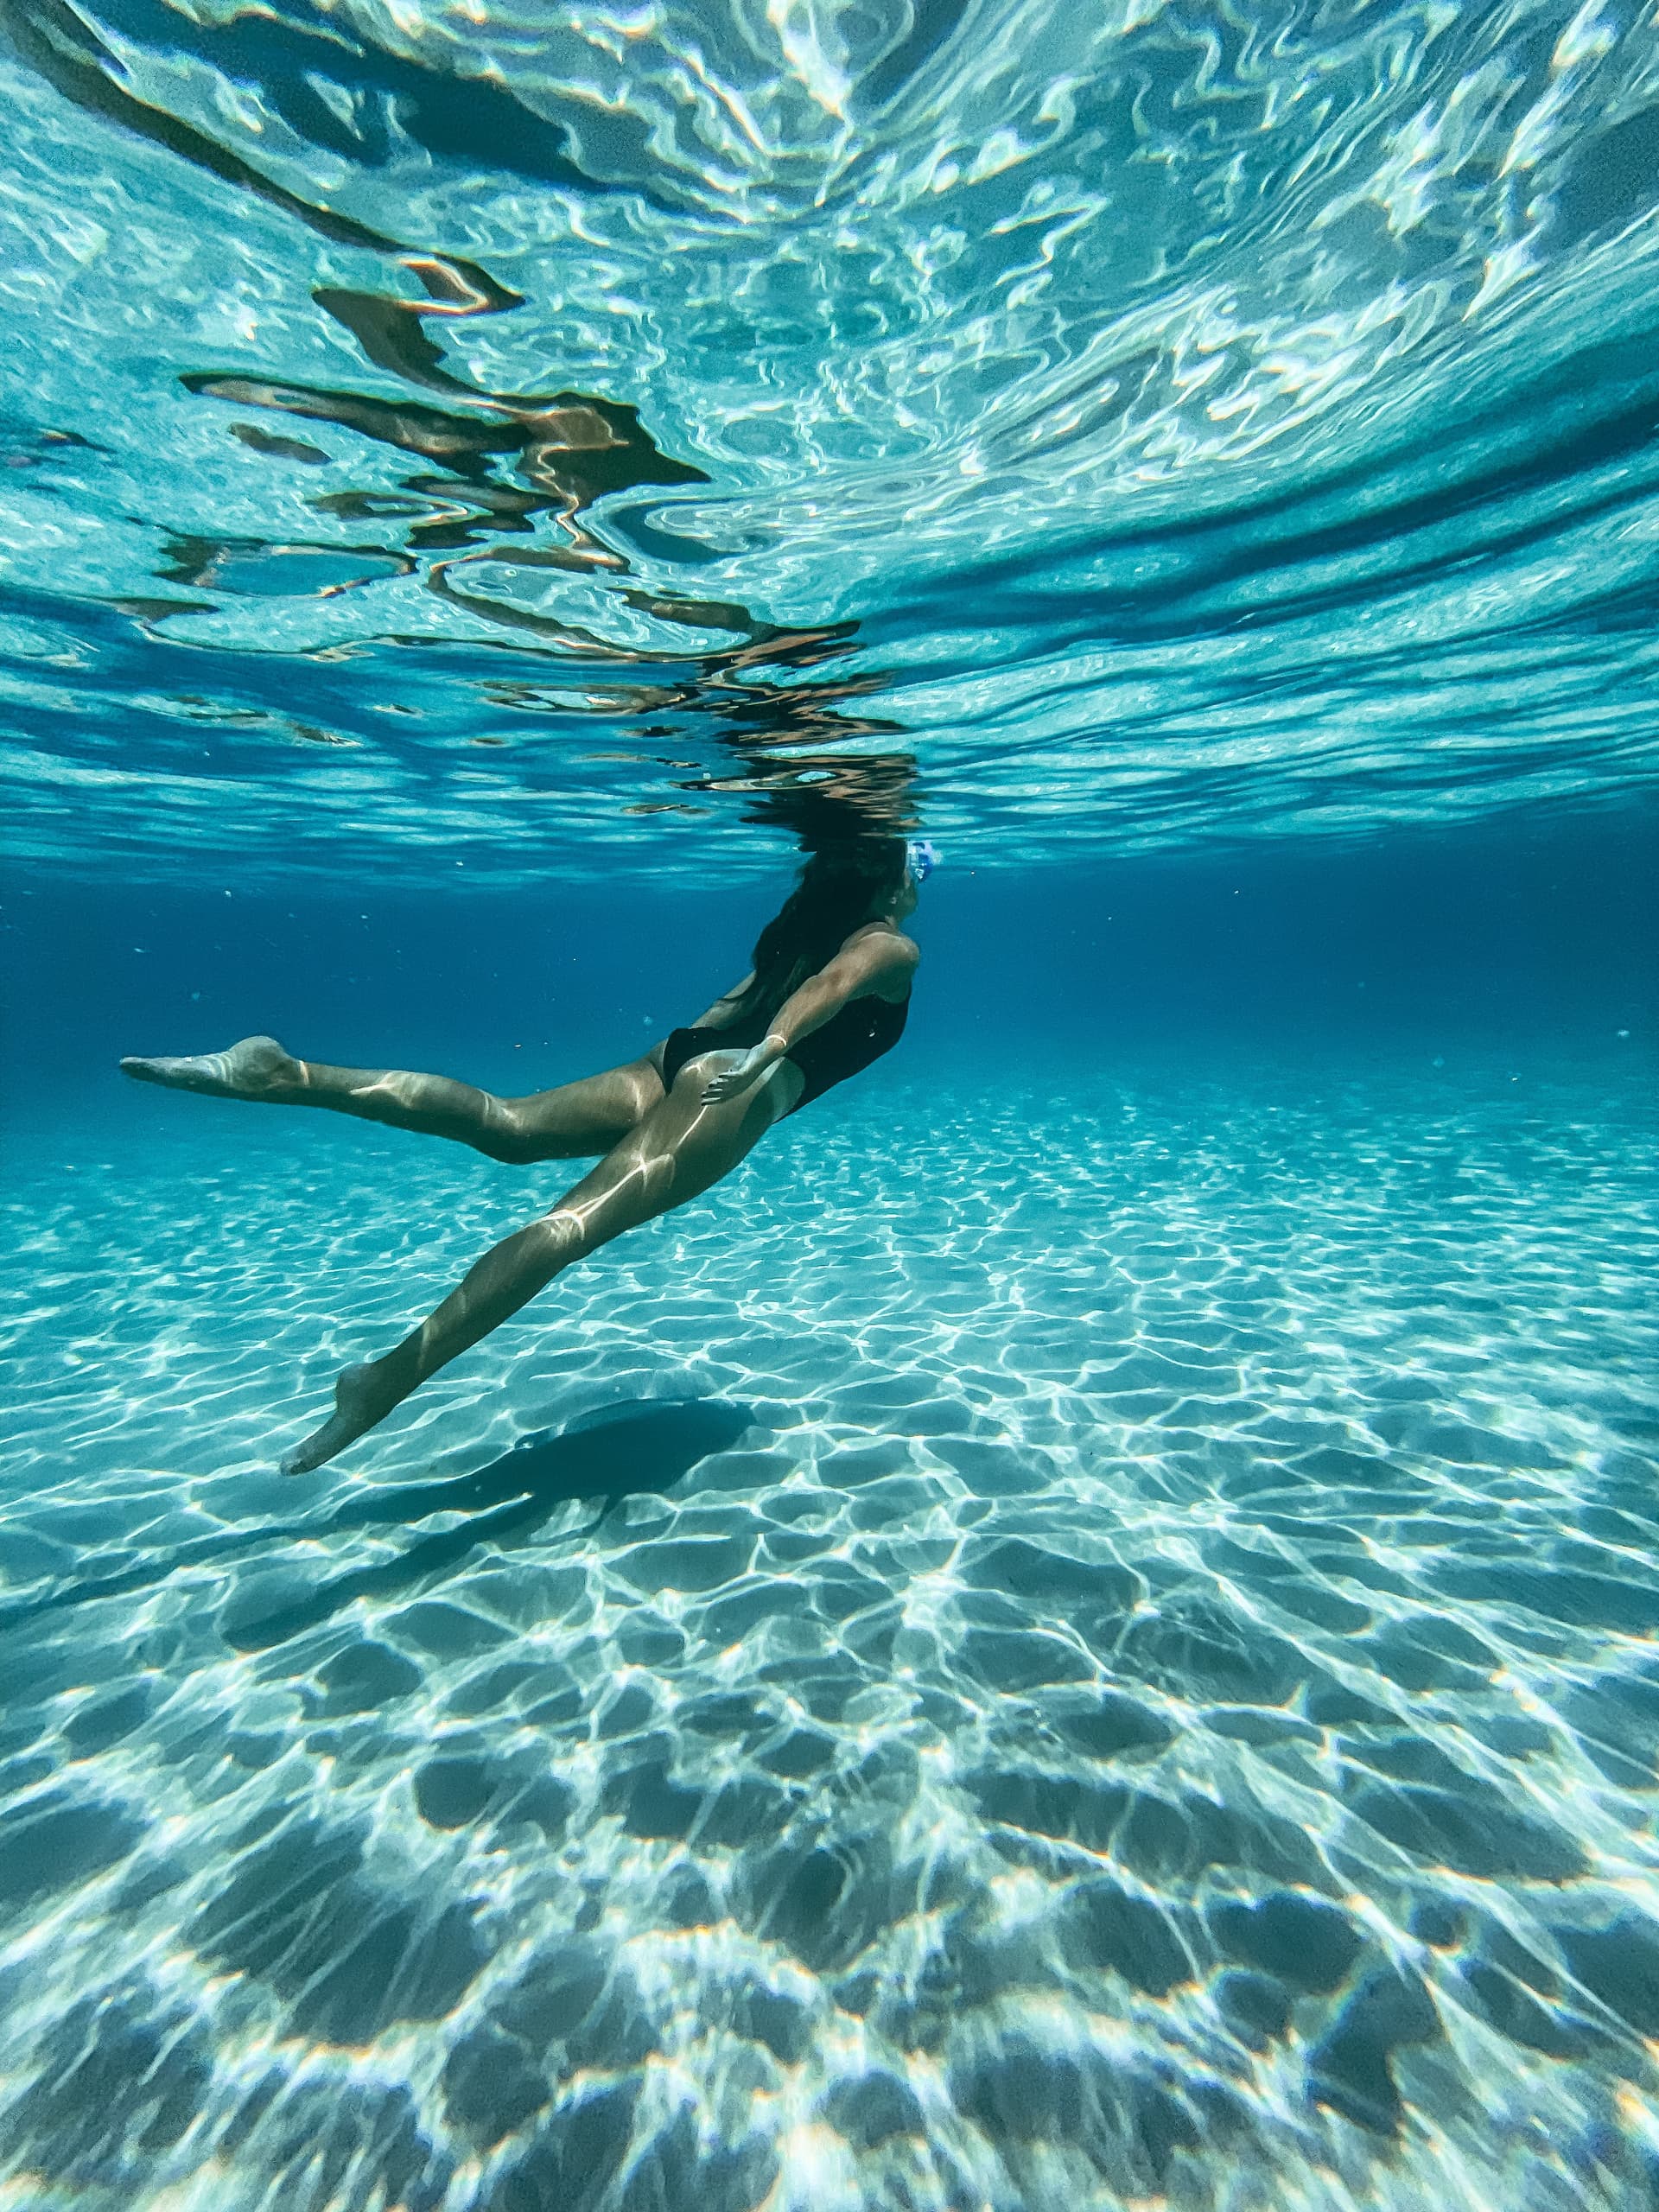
[3,0,1659,873]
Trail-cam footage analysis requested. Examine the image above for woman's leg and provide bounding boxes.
[280,1052,804,1474]
[120,1035,664,1161]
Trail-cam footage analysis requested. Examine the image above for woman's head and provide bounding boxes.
[744,836,913,1010]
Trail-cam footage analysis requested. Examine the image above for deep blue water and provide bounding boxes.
[4,3,1659,2207]
[10,806,1656,1109]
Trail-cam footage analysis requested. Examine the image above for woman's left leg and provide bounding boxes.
[280,1052,803,1474]
[122,1035,664,1162]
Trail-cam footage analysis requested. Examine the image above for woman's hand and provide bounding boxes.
[701,1035,787,1103]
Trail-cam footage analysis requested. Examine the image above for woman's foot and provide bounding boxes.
[120,1034,300,1098]
[280,1361,397,1476]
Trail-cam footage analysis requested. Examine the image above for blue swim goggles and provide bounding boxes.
[906,837,941,885]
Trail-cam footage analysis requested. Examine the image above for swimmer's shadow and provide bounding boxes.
[4,1397,755,1656]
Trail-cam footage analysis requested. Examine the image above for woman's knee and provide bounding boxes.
[474,1105,548,1165]
[478,1135,537,1166]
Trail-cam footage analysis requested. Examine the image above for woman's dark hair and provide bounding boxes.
[733,836,909,1023]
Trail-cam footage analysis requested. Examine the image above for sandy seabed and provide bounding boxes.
[3,1068,1658,2212]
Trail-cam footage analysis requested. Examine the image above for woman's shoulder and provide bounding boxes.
[841,920,919,959]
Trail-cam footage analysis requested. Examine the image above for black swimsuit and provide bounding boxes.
[660,991,910,1115]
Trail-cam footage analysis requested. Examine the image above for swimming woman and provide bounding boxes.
[121,835,931,1473]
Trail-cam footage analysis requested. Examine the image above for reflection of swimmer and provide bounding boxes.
[123,836,938,1475]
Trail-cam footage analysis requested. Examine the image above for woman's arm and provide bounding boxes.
[701,932,918,1102]
[768,931,918,1047]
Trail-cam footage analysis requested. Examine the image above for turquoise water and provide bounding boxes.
[3,3,1659,2207]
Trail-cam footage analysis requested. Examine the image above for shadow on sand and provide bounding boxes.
[2,1396,757,1653]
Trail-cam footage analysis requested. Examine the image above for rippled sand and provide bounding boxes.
[3,1070,1657,2211]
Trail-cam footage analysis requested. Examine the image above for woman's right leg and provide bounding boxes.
[119,1035,666,1162]
[280,1046,798,1473]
